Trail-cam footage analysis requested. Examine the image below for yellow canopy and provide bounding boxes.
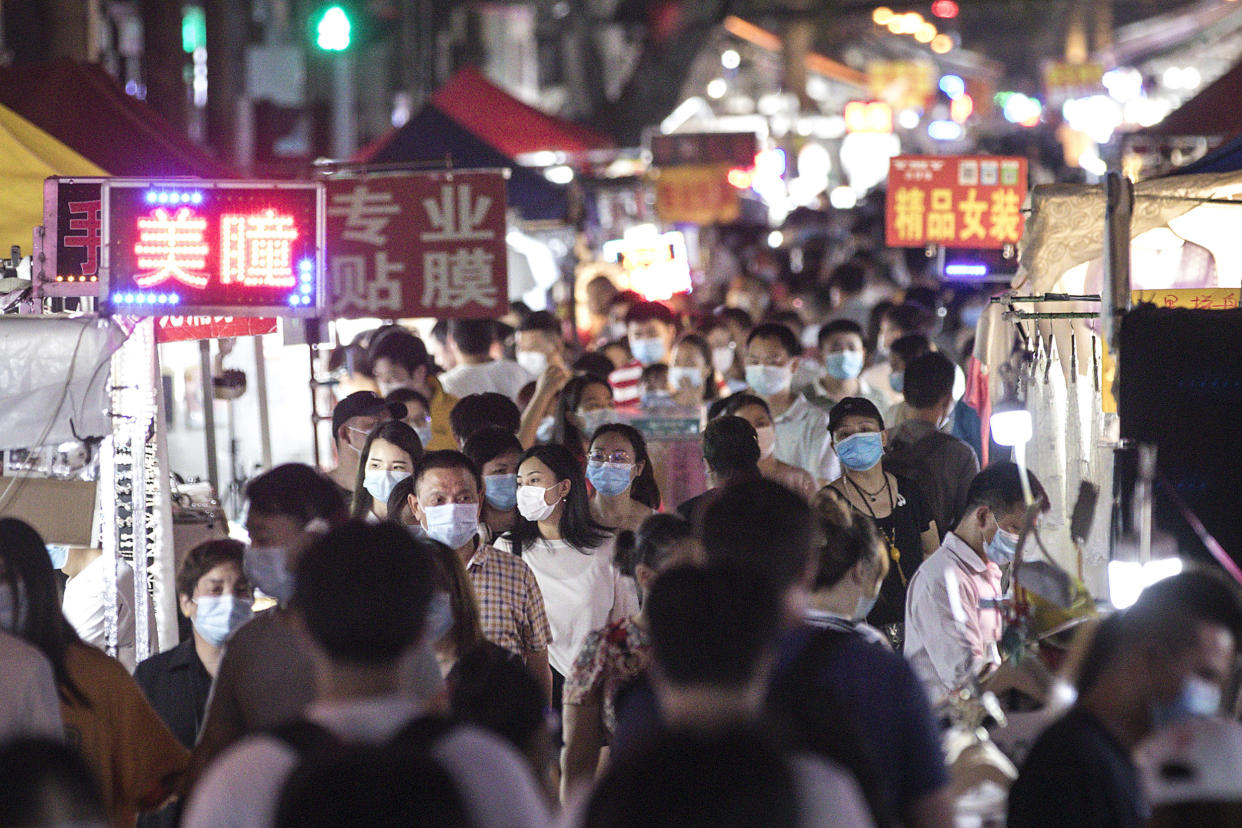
[0,102,107,251]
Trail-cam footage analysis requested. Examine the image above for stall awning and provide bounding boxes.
[429,67,614,157]
[0,102,107,249]
[0,59,234,178]
[1143,56,1242,138]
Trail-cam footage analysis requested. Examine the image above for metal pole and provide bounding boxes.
[331,54,357,159]
[1101,171,1133,353]
[307,319,321,469]
[199,338,219,494]
[253,335,273,469]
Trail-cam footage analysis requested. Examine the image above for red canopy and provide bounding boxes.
[0,59,234,178]
[1144,57,1242,137]
[428,66,614,157]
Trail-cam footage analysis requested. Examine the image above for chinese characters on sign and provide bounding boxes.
[153,316,278,344]
[886,156,1028,250]
[324,170,509,319]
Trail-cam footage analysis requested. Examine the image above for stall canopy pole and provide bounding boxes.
[199,339,220,494]
[1101,172,1133,354]
[253,335,273,470]
[307,319,322,469]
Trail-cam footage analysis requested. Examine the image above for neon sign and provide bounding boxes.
[102,181,323,317]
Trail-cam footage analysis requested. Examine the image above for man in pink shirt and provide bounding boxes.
[904,462,1047,705]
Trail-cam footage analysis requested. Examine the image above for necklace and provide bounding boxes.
[845,472,888,502]
[840,476,907,588]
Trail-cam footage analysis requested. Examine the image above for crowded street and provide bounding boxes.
[2,1,1242,826]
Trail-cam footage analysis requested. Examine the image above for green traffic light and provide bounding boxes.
[315,5,352,51]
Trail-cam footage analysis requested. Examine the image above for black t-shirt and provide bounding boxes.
[862,474,932,628]
[1008,707,1147,828]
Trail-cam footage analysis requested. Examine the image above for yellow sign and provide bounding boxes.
[867,60,936,110]
[1100,288,1241,412]
[653,164,740,225]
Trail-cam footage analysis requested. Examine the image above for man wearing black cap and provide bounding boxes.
[326,391,406,500]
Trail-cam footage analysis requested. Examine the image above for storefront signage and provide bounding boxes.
[101,180,324,317]
[648,132,758,168]
[323,169,509,320]
[886,155,1027,249]
[601,229,691,301]
[867,60,936,110]
[653,165,740,225]
[153,316,278,343]
[1042,62,1105,105]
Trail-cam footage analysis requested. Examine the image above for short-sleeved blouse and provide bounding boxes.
[563,616,650,737]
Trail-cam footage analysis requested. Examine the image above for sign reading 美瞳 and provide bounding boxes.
[885,156,1027,250]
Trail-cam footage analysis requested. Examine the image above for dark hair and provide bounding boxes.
[247,464,347,526]
[817,319,865,350]
[292,522,435,666]
[553,374,613,455]
[890,333,931,367]
[351,422,425,520]
[745,322,800,358]
[175,538,247,601]
[448,645,546,758]
[517,309,562,338]
[829,263,866,295]
[614,513,695,577]
[462,426,523,472]
[610,289,643,310]
[887,302,935,337]
[590,423,661,510]
[0,518,88,706]
[810,489,885,590]
[715,306,754,332]
[625,300,676,328]
[827,396,885,435]
[647,565,781,688]
[572,352,615,382]
[866,300,895,350]
[640,363,668,388]
[413,450,483,495]
[959,462,1048,527]
[902,351,956,409]
[700,479,813,594]
[425,539,484,658]
[671,333,718,401]
[0,738,106,826]
[387,476,415,526]
[510,443,610,554]
[584,727,798,828]
[903,285,940,314]
[448,318,496,356]
[384,387,431,415]
[702,415,760,478]
[449,393,521,445]
[709,392,769,422]
[601,337,632,361]
[369,326,432,375]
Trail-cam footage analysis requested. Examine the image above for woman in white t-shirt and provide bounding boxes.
[493,443,639,706]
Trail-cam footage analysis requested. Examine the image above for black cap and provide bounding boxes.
[827,396,885,435]
[331,391,407,439]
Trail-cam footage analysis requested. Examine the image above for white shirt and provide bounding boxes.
[438,358,531,401]
[0,629,63,742]
[772,396,838,485]
[903,532,1005,705]
[493,534,639,676]
[183,694,550,828]
[62,554,158,672]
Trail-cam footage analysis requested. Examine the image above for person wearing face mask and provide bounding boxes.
[770,487,954,828]
[667,333,722,408]
[882,352,980,541]
[185,464,445,795]
[826,397,939,651]
[368,326,458,451]
[1009,570,1242,828]
[349,421,423,522]
[713,393,815,502]
[882,334,932,429]
[325,391,407,502]
[385,387,435,447]
[904,462,1048,706]
[134,540,253,828]
[703,317,748,393]
[744,323,837,487]
[495,444,639,718]
[586,424,660,533]
[407,451,552,702]
[463,427,524,542]
[610,301,676,406]
[803,320,888,418]
[552,374,616,468]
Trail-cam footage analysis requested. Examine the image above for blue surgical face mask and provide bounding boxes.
[745,364,792,396]
[889,371,905,394]
[834,432,884,471]
[47,544,69,570]
[425,591,454,642]
[483,473,518,510]
[577,408,616,437]
[586,460,634,497]
[414,424,433,448]
[630,337,667,366]
[422,502,480,550]
[1153,675,1222,730]
[192,594,254,647]
[824,350,865,381]
[243,545,295,605]
[853,582,880,622]
[986,526,1019,566]
[364,469,411,508]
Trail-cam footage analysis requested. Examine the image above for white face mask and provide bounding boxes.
[422,502,480,550]
[577,408,616,436]
[517,484,560,522]
[669,366,704,390]
[745,364,792,396]
[756,425,777,460]
[712,346,735,374]
[191,594,254,647]
[363,469,412,507]
[516,350,548,377]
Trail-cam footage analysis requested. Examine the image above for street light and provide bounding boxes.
[312,4,356,158]
[315,5,352,52]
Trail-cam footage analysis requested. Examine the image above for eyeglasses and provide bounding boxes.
[588,450,633,464]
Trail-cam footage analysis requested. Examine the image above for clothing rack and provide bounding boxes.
[991,292,1103,320]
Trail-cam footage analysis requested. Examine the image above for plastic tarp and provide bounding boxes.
[0,59,234,178]
[0,316,126,450]
[0,102,106,250]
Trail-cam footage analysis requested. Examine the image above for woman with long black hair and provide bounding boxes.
[349,420,424,522]
[551,374,615,468]
[586,423,660,532]
[493,444,638,711]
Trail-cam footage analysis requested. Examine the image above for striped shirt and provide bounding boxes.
[608,360,643,405]
[466,543,551,658]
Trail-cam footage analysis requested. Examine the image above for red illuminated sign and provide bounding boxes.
[886,156,1028,250]
[102,180,323,317]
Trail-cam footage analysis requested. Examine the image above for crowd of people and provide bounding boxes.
[4,250,1242,827]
